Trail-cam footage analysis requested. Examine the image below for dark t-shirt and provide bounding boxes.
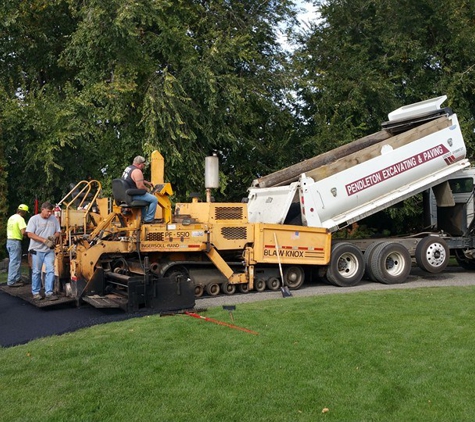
[121,165,139,189]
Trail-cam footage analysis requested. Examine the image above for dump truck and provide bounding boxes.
[247,95,472,286]
[2,95,471,311]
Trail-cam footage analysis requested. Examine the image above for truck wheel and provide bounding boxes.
[415,237,449,273]
[255,278,266,292]
[370,242,411,284]
[326,243,364,287]
[221,281,236,295]
[266,277,281,291]
[364,241,384,281]
[283,266,305,290]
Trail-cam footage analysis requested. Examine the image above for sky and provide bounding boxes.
[278,1,319,51]
[296,1,318,26]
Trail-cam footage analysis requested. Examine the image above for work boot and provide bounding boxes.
[45,294,59,301]
[33,294,43,301]
[7,281,24,288]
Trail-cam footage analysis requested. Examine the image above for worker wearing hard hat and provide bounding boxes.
[6,204,29,287]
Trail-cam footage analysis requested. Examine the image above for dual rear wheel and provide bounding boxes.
[326,238,443,287]
[363,237,449,284]
[365,242,411,284]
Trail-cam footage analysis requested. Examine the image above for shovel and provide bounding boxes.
[274,233,292,298]
[223,305,236,322]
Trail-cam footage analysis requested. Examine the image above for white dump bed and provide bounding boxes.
[387,95,448,122]
[248,97,470,232]
[247,182,300,225]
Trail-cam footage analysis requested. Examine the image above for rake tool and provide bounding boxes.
[274,233,292,298]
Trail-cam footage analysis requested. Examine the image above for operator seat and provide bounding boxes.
[111,179,149,207]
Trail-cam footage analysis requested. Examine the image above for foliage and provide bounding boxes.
[293,0,475,157]
[0,0,299,251]
[1,0,475,251]
[0,104,7,245]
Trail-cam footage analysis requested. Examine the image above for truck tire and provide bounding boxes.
[415,236,449,273]
[364,241,384,281]
[370,242,411,284]
[283,266,305,290]
[326,243,365,287]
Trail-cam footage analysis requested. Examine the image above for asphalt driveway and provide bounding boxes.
[2,266,474,348]
[0,290,142,347]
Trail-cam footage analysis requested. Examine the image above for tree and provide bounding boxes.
[293,0,475,156]
[51,0,302,200]
[0,0,301,253]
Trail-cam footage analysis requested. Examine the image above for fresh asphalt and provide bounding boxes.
[0,290,147,348]
[1,266,474,348]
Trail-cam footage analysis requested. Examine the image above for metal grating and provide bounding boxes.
[146,232,165,241]
[215,206,243,220]
[221,226,247,240]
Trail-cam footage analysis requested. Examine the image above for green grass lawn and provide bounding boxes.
[1,287,475,421]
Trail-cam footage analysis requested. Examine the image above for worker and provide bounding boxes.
[26,202,61,301]
[5,204,29,287]
[121,155,158,223]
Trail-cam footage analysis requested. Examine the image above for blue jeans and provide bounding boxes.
[6,239,22,285]
[31,250,55,295]
[133,192,158,222]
